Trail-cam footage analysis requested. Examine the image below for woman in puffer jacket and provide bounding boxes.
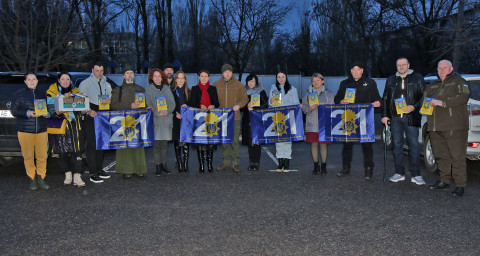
[46,72,86,187]
[10,72,52,190]
[301,73,334,175]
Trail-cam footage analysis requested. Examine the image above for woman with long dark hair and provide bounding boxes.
[171,71,191,172]
[268,71,300,172]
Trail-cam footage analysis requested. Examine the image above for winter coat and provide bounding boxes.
[334,75,381,104]
[424,73,470,131]
[212,75,249,120]
[381,70,425,127]
[78,73,112,110]
[46,83,85,154]
[145,84,176,141]
[172,86,191,142]
[189,85,220,108]
[10,85,51,133]
[268,84,300,107]
[110,81,145,111]
[241,86,269,146]
[301,85,335,133]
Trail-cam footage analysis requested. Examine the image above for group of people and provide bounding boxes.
[11,58,470,196]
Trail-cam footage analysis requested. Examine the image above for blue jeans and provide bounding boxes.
[390,116,420,176]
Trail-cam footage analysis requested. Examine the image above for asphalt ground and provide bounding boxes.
[1,141,480,255]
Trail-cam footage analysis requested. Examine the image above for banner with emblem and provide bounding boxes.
[94,109,155,150]
[250,105,304,144]
[318,104,375,143]
[180,107,234,144]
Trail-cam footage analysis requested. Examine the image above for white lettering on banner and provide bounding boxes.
[109,114,148,142]
[262,110,297,137]
[330,109,366,135]
[193,112,229,137]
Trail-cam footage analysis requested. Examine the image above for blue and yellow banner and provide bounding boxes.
[318,104,375,143]
[94,109,154,150]
[180,107,234,144]
[250,105,304,144]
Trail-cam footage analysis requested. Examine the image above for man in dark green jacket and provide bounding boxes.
[425,60,470,196]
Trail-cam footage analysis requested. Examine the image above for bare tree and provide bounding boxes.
[0,0,83,72]
[210,0,291,80]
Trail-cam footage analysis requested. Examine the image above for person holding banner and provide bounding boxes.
[171,71,191,173]
[381,58,426,185]
[268,71,300,172]
[79,62,112,183]
[425,60,469,196]
[146,68,176,176]
[241,73,269,171]
[110,67,148,179]
[213,64,249,174]
[11,72,52,190]
[334,61,381,180]
[302,73,334,175]
[189,70,220,173]
[46,72,86,187]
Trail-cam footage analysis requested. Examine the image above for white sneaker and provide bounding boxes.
[389,174,405,183]
[411,176,426,185]
[64,172,72,185]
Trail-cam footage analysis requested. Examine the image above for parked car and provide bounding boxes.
[0,72,117,166]
[382,74,480,172]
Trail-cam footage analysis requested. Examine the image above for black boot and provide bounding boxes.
[182,144,189,172]
[365,166,373,181]
[162,163,171,174]
[174,144,183,173]
[276,158,284,172]
[337,164,350,177]
[320,163,327,176]
[206,150,214,172]
[312,162,320,175]
[197,149,205,173]
[155,164,161,176]
[283,159,290,172]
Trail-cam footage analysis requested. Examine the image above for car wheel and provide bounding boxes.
[382,125,393,150]
[423,134,438,172]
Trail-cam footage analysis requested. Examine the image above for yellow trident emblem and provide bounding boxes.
[121,115,139,141]
[340,109,358,136]
[272,112,288,136]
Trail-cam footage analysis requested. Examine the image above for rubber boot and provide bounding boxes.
[197,149,206,173]
[312,162,320,175]
[64,171,72,185]
[182,144,189,172]
[283,159,290,173]
[73,173,86,187]
[29,176,39,190]
[174,144,183,173]
[206,149,214,172]
[320,163,327,176]
[155,164,161,176]
[36,175,50,190]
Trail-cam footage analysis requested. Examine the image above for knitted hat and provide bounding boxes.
[123,65,135,73]
[350,61,364,70]
[163,63,173,70]
[221,64,233,73]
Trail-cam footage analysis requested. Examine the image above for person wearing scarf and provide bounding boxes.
[110,67,148,178]
[301,73,334,175]
[146,68,176,176]
[188,70,219,173]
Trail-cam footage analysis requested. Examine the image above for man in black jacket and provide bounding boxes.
[334,61,381,180]
[381,57,426,185]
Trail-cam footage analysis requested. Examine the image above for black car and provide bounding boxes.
[0,72,117,166]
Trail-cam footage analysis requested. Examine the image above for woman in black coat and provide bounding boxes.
[171,71,191,172]
[188,70,219,173]
[240,74,268,171]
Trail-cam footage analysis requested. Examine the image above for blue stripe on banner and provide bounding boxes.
[318,104,375,143]
[250,105,304,144]
[94,109,155,150]
[179,107,235,144]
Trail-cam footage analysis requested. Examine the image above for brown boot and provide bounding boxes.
[216,163,230,171]
[232,165,240,173]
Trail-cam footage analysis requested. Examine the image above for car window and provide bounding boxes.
[468,80,480,101]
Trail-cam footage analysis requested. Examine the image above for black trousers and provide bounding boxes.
[82,115,104,176]
[342,142,374,169]
[248,144,262,163]
[59,152,83,174]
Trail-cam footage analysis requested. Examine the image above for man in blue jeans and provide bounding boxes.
[381,57,426,185]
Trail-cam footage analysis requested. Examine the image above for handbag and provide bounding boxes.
[47,118,67,134]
